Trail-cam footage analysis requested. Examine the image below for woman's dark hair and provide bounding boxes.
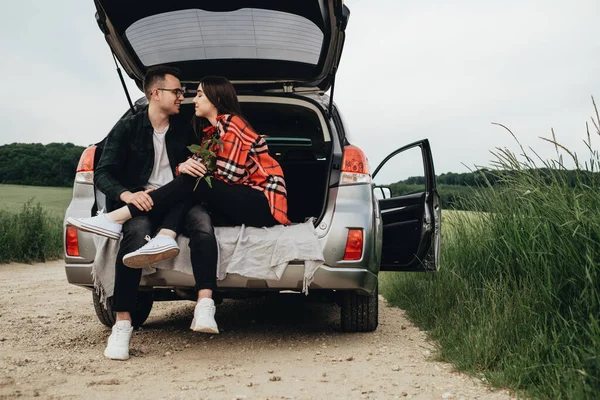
[192,76,252,136]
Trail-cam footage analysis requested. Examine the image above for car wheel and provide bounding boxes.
[340,283,379,332]
[92,290,154,329]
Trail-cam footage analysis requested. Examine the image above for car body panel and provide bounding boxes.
[66,262,378,295]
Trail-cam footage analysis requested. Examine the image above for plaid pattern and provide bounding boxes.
[202,114,290,225]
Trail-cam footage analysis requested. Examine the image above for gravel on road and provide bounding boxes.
[0,261,512,400]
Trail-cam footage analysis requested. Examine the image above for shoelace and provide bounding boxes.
[113,325,129,341]
[197,303,215,312]
[141,235,156,249]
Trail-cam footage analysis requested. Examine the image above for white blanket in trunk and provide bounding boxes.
[91,219,325,305]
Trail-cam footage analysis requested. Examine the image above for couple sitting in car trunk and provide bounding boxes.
[68,66,290,360]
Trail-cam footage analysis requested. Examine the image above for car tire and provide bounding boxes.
[340,283,379,332]
[92,291,154,329]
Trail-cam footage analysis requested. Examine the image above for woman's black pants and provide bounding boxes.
[127,174,279,228]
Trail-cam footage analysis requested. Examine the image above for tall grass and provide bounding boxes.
[381,98,600,399]
[0,200,63,263]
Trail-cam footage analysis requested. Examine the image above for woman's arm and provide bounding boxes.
[214,115,252,184]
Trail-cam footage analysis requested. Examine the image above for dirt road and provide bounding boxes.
[0,261,511,400]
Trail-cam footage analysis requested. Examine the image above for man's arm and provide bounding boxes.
[94,120,130,202]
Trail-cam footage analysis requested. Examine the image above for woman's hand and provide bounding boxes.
[178,158,207,178]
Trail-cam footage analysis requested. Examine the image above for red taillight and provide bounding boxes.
[76,145,96,172]
[341,145,371,185]
[65,226,80,257]
[75,146,96,184]
[342,145,369,174]
[343,229,363,260]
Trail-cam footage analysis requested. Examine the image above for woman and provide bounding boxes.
[69,76,290,289]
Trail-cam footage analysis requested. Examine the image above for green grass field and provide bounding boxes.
[380,100,600,399]
[0,184,71,263]
[0,184,72,216]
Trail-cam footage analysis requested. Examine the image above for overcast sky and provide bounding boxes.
[1,0,599,179]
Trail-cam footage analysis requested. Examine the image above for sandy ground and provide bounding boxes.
[0,261,512,400]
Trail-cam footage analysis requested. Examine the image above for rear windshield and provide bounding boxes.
[125,8,324,67]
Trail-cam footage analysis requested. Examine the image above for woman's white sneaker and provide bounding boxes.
[190,298,219,334]
[104,320,133,360]
[122,234,180,269]
[66,214,122,240]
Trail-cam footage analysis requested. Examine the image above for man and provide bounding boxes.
[90,66,219,360]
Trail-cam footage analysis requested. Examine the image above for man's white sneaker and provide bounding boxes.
[122,234,180,269]
[190,298,219,334]
[104,320,133,360]
[66,214,122,240]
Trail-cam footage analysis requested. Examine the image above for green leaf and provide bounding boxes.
[187,134,224,190]
[187,144,202,154]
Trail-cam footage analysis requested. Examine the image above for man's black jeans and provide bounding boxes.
[111,204,218,313]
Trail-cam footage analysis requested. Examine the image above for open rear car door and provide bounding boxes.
[372,139,441,272]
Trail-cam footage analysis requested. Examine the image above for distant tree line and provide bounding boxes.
[0,143,86,187]
[390,168,598,210]
[2,142,596,205]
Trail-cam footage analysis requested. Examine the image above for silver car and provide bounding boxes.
[64,0,441,332]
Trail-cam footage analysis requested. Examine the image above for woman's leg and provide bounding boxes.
[183,204,219,334]
[100,175,198,225]
[67,175,198,239]
[126,175,197,220]
[183,204,218,295]
[193,178,279,228]
[121,199,193,269]
[67,175,277,241]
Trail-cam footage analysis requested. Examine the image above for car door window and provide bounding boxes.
[372,146,425,197]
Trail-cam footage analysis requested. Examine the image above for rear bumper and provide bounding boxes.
[65,262,378,295]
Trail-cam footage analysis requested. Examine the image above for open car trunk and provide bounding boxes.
[239,99,331,223]
[97,96,332,224]
[95,0,349,92]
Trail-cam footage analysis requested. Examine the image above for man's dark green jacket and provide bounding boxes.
[94,107,197,210]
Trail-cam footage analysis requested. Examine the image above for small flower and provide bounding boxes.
[187,133,223,190]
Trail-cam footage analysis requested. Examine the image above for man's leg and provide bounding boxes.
[105,216,154,360]
[112,216,154,313]
[184,204,219,333]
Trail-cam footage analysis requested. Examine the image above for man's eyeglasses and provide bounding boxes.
[156,88,184,97]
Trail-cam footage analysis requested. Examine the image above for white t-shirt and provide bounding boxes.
[145,125,174,190]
